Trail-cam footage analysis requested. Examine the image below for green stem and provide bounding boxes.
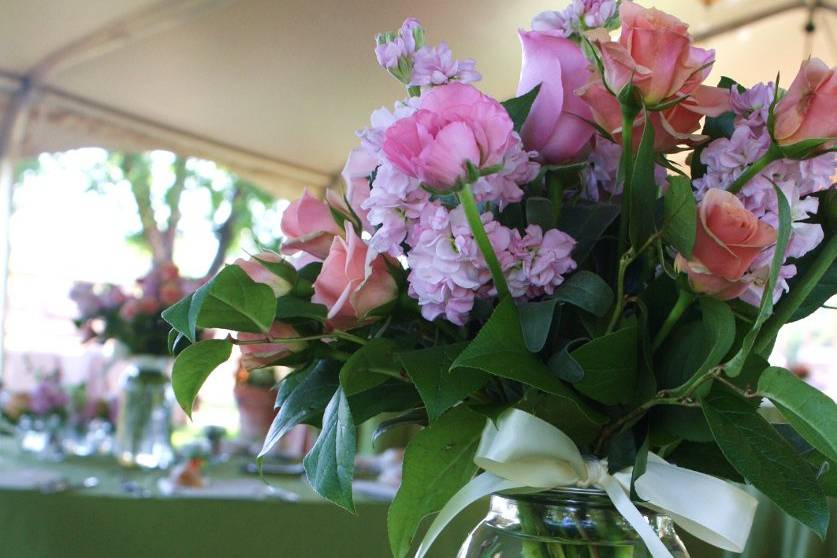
[726,144,782,194]
[616,104,639,257]
[651,290,694,352]
[458,183,511,299]
[605,248,634,334]
[229,330,367,346]
[517,501,559,558]
[753,233,837,355]
[546,172,564,223]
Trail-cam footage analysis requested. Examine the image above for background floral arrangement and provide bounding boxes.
[162,1,837,556]
[71,262,202,356]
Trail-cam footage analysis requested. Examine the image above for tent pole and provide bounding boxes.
[0,79,35,379]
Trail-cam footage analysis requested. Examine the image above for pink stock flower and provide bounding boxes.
[773,58,837,148]
[382,83,515,190]
[234,252,293,297]
[280,189,342,259]
[237,322,305,371]
[531,1,619,38]
[313,224,399,329]
[331,147,377,231]
[410,43,481,87]
[516,30,594,163]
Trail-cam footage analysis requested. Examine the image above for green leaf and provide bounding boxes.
[275,295,327,321]
[303,388,356,513]
[372,409,427,448]
[388,406,485,558]
[666,441,744,483]
[163,264,276,341]
[451,299,571,397]
[552,270,614,318]
[525,197,556,230]
[517,389,606,449]
[517,299,560,353]
[702,384,829,537]
[628,110,658,251]
[571,325,637,405]
[758,366,837,462]
[789,254,836,322]
[727,185,792,375]
[339,338,398,396]
[260,360,339,457]
[252,252,298,285]
[661,176,697,258]
[170,339,232,418]
[558,203,620,264]
[347,380,422,425]
[547,339,586,383]
[501,84,540,133]
[398,343,487,422]
[695,297,735,376]
[275,368,307,409]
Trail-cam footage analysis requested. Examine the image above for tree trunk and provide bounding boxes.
[204,183,243,278]
[121,154,168,265]
[162,156,188,262]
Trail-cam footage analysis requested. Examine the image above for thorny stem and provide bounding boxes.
[726,143,782,195]
[605,232,662,334]
[458,181,511,300]
[651,289,694,352]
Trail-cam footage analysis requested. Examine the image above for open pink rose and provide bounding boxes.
[592,3,715,104]
[281,189,342,259]
[516,30,594,163]
[676,189,776,299]
[234,252,292,297]
[326,147,377,231]
[313,224,398,329]
[382,83,514,190]
[773,58,837,148]
[237,322,305,370]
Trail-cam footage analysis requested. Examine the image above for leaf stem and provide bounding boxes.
[228,330,368,346]
[726,144,782,194]
[458,182,511,300]
[605,248,634,334]
[753,233,837,356]
[651,289,695,352]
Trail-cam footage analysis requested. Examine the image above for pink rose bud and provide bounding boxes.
[382,83,514,190]
[313,224,398,330]
[237,322,305,371]
[280,189,343,259]
[596,3,715,104]
[676,189,777,299]
[773,58,837,148]
[234,252,293,297]
[516,30,594,163]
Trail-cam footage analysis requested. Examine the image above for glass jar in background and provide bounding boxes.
[458,488,689,558]
[16,414,65,462]
[113,355,174,469]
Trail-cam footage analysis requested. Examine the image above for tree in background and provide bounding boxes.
[80,150,283,278]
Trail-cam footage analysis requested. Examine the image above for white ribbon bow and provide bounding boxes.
[416,409,758,558]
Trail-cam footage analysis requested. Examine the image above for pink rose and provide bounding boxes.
[281,189,342,259]
[579,80,729,152]
[159,282,184,306]
[313,224,398,329]
[516,30,594,163]
[234,252,293,297]
[593,3,715,104]
[773,58,837,148]
[237,322,305,370]
[676,189,776,299]
[326,147,377,231]
[382,82,514,190]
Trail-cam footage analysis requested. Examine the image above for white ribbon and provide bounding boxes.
[416,409,758,558]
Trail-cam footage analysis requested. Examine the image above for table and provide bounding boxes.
[0,438,834,558]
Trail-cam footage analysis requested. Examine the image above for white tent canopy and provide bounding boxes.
[0,0,835,373]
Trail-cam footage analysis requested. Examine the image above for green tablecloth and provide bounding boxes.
[0,440,833,558]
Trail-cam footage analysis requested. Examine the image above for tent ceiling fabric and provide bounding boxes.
[1,0,835,197]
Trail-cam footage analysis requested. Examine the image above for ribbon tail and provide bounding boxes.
[415,472,526,558]
[598,474,674,558]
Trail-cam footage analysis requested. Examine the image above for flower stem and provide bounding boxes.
[228,330,367,346]
[458,183,511,300]
[726,143,782,195]
[753,233,837,355]
[616,104,639,257]
[651,289,694,352]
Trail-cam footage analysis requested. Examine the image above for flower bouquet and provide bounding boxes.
[71,262,201,356]
[163,1,837,556]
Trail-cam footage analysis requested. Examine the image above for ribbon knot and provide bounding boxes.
[416,409,758,558]
[578,458,608,488]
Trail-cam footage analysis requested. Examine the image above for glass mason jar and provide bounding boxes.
[114,355,174,469]
[458,488,690,558]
